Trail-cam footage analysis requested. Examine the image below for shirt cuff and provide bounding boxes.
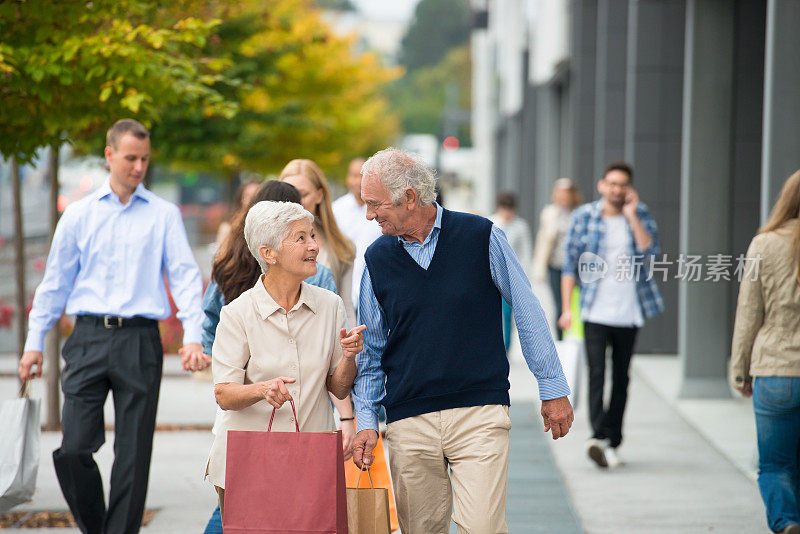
[181,324,203,347]
[23,329,46,353]
[355,408,379,433]
[537,374,572,401]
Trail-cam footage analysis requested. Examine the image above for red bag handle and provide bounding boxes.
[267,398,299,432]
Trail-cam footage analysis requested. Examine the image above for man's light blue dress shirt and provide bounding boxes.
[24,181,204,352]
[354,203,570,432]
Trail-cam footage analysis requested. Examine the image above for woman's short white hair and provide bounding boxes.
[361,147,437,206]
[244,201,314,272]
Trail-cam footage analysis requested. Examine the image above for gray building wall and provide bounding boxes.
[485,0,794,393]
[761,0,800,218]
[593,0,629,181]
[623,0,685,353]
[568,0,598,197]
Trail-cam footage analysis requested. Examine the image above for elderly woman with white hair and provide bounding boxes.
[205,200,365,517]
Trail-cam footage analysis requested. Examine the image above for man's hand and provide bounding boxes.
[622,188,640,219]
[557,311,572,331]
[340,325,367,359]
[19,351,43,381]
[339,419,356,461]
[352,428,378,469]
[178,343,209,372]
[541,396,574,440]
[735,379,753,398]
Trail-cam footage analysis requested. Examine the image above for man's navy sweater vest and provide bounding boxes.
[364,208,510,424]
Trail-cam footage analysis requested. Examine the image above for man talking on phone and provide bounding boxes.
[558,161,663,469]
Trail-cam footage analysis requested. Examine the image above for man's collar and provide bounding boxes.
[97,180,151,204]
[396,202,442,245]
[253,277,317,320]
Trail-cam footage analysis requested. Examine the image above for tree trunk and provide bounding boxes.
[10,157,26,384]
[44,146,61,430]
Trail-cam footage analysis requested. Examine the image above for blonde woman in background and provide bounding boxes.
[730,170,800,534]
[532,178,582,339]
[280,159,357,325]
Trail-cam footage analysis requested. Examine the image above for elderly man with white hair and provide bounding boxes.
[205,200,366,518]
[350,148,574,533]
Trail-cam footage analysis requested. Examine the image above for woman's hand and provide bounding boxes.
[340,325,367,359]
[255,376,296,409]
[735,379,753,398]
[340,419,356,461]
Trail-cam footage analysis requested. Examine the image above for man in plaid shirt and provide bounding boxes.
[559,161,664,469]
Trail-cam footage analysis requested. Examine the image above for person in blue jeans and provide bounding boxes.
[200,180,351,534]
[731,170,800,534]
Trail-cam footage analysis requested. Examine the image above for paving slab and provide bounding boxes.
[545,358,767,533]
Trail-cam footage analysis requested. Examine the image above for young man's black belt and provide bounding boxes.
[77,314,158,329]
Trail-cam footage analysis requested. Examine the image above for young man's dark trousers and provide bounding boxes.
[583,321,638,448]
[53,315,162,534]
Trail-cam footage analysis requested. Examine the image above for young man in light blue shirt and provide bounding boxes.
[19,119,206,534]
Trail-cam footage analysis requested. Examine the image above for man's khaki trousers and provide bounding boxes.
[384,405,511,534]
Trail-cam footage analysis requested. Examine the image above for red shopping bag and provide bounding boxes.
[223,399,348,533]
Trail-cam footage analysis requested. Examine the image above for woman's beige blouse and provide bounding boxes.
[206,278,345,488]
[730,219,800,388]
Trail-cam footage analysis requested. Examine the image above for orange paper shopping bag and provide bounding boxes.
[345,429,398,532]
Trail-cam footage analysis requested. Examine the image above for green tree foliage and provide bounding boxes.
[154,0,400,180]
[0,0,235,163]
[399,0,471,72]
[390,0,472,141]
[390,45,471,143]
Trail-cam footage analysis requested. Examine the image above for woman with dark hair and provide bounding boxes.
[201,181,354,534]
[215,179,260,247]
[731,170,800,534]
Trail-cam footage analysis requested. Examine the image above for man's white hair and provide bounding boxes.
[361,147,437,206]
[244,201,314,272]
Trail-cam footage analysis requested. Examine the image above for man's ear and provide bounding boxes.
[405,188,418,209]
[104,145,113,163]
[597,179,605,196]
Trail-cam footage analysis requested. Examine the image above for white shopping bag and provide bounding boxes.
[555,339,585,409]
[0,381,41,511]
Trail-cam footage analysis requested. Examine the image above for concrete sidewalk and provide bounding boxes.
[1,351,768,532]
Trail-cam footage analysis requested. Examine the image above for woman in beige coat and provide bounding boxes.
[532,178,582,339]
[730,170,800,534]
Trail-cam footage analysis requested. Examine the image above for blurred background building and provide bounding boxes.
[470,0,800,396]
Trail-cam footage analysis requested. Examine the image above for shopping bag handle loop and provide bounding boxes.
[19,378,30,399]
[356,466,374,489]
[267,398,299,432]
